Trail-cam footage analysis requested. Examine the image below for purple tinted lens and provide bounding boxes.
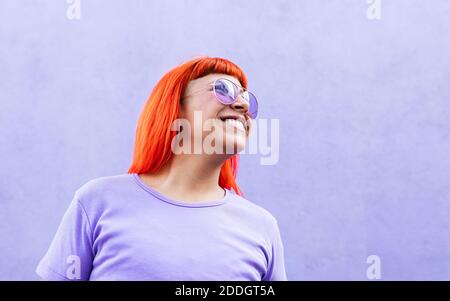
[214,79,236,104]
[214,79,258,119]
[247,92,258,119]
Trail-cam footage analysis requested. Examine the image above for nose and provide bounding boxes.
[230,94,249,114]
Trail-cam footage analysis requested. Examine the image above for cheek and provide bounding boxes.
[186,94,224,120]
[180,95,225,138]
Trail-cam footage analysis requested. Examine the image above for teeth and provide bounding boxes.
[224,119,246,132]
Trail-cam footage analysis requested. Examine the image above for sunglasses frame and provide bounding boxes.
[184,78,258,119]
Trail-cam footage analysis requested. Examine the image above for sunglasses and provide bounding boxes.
[185,78,259,119]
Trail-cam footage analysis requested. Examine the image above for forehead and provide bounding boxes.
[188,73,243,90]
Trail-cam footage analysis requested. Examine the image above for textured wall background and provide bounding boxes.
[1,0,450,280]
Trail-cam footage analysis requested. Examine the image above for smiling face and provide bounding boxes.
[180,73,252,155]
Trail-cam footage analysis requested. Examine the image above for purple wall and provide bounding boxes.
[1,0,449,280]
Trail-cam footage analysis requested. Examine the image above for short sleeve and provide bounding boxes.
[36,194,94,281]
[263,220,288,281]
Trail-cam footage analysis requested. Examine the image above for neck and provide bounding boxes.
[139,153,231,202]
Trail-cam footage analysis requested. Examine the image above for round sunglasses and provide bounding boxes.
[185,78,258,119]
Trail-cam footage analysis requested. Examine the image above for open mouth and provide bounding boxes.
[219,117,247,133]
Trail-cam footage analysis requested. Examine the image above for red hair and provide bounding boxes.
[128,56,248,196]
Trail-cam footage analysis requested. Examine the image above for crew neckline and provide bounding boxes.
[131,173,231,208]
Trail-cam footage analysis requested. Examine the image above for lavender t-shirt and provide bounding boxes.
[36,174,287,281]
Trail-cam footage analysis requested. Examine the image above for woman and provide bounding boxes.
[36,56,287,280]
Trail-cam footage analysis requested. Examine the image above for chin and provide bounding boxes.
[223,132,247,154]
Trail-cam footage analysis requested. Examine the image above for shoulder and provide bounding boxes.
[228,192,280,232]
[74,174,133,208]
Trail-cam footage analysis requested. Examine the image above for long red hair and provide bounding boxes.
[128,56,248,196]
